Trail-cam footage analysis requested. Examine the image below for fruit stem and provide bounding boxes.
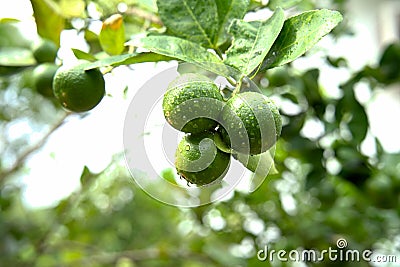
[226,76,237,87]
[231,74,245,96]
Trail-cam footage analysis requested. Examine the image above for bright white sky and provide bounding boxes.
[1,0,400,208]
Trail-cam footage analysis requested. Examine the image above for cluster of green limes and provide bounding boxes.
[162,73,282,186]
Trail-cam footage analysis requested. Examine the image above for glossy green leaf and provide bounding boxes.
[81,52,173,70]
[225,8,284,76]
[215,0,250,45]
[156,0,219,48]
[99,14,126,55]
[30,0,65,46]
[136,35,231,77]
[261,9,343,69]
[0,48,36,66]
[71,48,97,62]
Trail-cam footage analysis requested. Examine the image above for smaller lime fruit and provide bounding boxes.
[32,63,59,97]
[162,73,224,134]
[219,91,282,155]
[53,65,105,112]
[175,132,231,186]
[32,39,58,63]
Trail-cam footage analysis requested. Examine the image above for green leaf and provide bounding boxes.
[80,166,96,187]
[225,8,285,76]
[0,47,36,66]
[233,149,278,192]
[161,168,178,185]
[337,82,368,144]
[233,150,277,177]
[215,0,250,46]
[268,0,302,10]
[59,0,85,17]
[99,14,126,55]
[81,52,173,70]
[136,35,231,77]
[0,18,20,23]
[30,0,65,46]
[261,9,343,69]
[0,21,32,48]
[117,52,174,66]
[156,0,219,48]
[214,131,232,153]
[71,48,97,62]
[348,100,368,144]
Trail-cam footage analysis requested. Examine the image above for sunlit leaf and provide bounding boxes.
[215,0,250,45]
[156,0,219,48]
[59,0,85,17]
[80,52,173,70]
[0,47,36,66]
[71,48,97,62]
[136,35,231,77]
[0,21,32,48]
[99,14,126,55]
[225,8,284,76]
[261,9,343,69]
[161,168,178,185]
[30,0,65,46]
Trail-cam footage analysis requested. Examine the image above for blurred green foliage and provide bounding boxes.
[0,0,399,266]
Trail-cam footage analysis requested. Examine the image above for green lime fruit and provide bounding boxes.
[162,73,224,134]
[32,39,58,63]
[32,63,59,97]
[175,132,231,186]
[219,91,282,155]
[53,65,105,112]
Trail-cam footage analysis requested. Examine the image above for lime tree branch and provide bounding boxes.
[0,112,71,183]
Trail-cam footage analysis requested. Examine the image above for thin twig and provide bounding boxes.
[0,112,71,183]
